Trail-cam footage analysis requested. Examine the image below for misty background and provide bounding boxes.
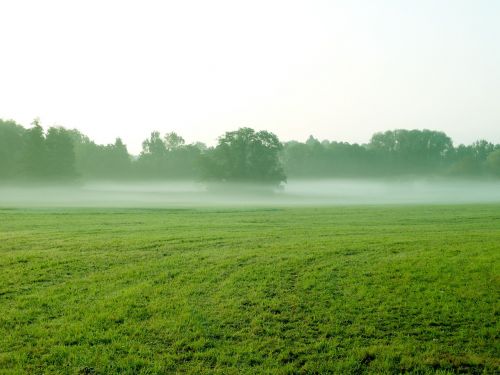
[1,1,499,207]
[1,118,500,207]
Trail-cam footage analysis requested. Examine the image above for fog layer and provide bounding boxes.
[1,179,499,208]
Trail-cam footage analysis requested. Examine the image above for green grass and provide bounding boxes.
[0,205,499,374]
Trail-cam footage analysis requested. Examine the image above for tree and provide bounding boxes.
[449,140,495,176]
[135,131,203,179]
[109,138,132,177]
[282,140,310,177]
[3,117,500,182]
[142,131,166,157]
[164,132,185,151]
[486,149,500,176]
[45,126,76,179]
[369,129,453,174]
[23,118,47,178]
[136,131,168,178]
[0,119,26,179]
[201,127,286,185]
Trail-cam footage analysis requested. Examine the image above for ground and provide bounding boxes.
[0,205,499,374]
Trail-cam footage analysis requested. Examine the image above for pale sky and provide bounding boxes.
[1,0,499,153]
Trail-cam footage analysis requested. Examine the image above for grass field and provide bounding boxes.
[0,205,499,374]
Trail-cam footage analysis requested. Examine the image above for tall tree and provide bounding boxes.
[201,127,286,185]
[0,119,26,180]
[369,129,453,174]
[103,138,132,178]
[486,149,500,176]
[45,126,76,179]
[164,132,185,151]
[142,131,167,157]
[23,119,47,178]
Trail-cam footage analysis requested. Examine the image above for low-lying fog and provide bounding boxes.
[1,179,499,208]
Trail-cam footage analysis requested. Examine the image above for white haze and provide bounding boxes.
[1,1,500,151]
[1,180,500,208]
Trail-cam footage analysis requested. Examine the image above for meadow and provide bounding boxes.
[0,204,499,374]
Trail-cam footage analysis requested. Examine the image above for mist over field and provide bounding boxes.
[2,1,500,373]
[1,179,500,208]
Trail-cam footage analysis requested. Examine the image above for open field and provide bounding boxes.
[0,205,499,374]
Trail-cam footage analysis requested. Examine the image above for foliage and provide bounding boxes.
[201,127,286,185]
[23,119,47,178]
[486,149,500,176]
[283,129,458,177]
[45,127,76,179]
[0,119,76,181]
[135,131,204,179]
[0,205,498,373]
[283,137,371,177]
[0,119,26,179]
[369,129,453,173]
[1,118,500,182]
[68,130,132,179]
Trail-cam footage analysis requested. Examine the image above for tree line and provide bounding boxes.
[1,118,499,184]
[285,130,500,178]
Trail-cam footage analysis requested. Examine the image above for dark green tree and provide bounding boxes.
[201,127,286,185]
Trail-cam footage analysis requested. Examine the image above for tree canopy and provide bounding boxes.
[1,118,500,183]
[200,127,286,185]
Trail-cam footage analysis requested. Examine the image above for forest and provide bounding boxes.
[1,118,499,183]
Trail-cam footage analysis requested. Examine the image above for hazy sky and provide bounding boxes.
[1,0,499,153]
